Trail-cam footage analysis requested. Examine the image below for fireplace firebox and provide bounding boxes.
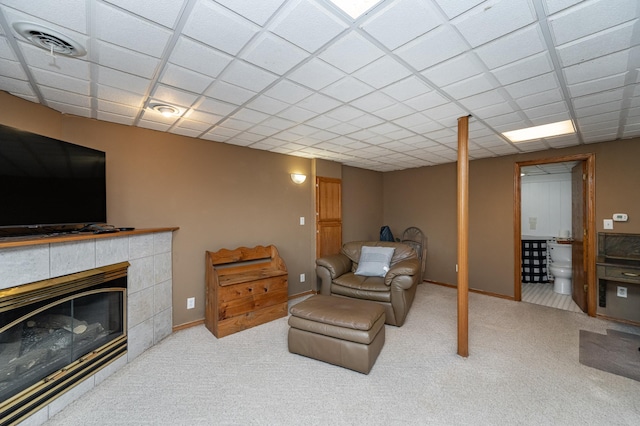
[0,262,128,425]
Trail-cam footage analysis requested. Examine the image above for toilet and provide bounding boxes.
[548,242,572,295]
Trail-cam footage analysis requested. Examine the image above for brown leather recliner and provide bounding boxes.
[315,241,420,326]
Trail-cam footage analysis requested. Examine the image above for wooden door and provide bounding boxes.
[571,162,587,312]
[316,177,342,258]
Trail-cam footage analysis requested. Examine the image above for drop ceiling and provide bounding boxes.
[0,0,638,172]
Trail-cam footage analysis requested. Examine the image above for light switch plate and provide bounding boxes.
[603,219,614,229]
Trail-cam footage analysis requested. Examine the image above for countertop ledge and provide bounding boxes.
[0,227,179,249]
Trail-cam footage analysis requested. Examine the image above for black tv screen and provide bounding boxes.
[0,124,106,229]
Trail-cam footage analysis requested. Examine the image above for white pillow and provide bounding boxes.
[354,246,395,277]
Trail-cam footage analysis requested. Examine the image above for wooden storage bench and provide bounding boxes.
[205,245,288,338]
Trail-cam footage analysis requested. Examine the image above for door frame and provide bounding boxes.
[513,153,596,316]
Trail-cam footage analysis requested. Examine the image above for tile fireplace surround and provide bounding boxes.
[0,228,176,425]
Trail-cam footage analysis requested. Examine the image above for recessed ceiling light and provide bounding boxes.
[328,0,381,19]
[150,103,180,117]
[502,120,576,143]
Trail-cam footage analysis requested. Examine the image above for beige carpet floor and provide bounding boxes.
[44,283,640,425]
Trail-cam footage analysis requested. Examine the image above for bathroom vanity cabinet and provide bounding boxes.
[596,233,640,325]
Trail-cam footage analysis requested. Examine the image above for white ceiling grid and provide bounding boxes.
[0,0,638,171]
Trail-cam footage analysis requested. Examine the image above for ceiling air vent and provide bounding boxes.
[13,22,86,57]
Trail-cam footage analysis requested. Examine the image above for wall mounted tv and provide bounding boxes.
[0,123,106,232]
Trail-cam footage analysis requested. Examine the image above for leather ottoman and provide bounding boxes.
[288,295,385,374]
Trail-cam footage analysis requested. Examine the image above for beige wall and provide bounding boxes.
[384,138,640,297]
[342,166,383,242]
[0,92,316,327]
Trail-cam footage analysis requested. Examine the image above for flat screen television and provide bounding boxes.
[0,123,106,234]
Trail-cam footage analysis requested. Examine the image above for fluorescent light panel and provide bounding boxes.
[502,120,575,143]
[328,0,381,18]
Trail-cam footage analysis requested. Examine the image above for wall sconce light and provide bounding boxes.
[290,173,307,184]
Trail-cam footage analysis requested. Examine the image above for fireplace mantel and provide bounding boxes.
[0,227,179,249]
[0,227,178,425]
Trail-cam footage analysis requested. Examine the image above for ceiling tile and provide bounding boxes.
[352,55,412,89]
[198,97,239,115]
[97,111,135,125]
[492,52,554,86]
[422,53,484,87]
[442,73,496,99]
[231,108,270,124]
[515,88,564,110]
[362,0,442,50]
[103,0,186,28]
[350,91,397,112]
[472,101,516,119]
[31,67,88,95]
[326,105,365,122]
[277,105,317,122]
[547,0,638,45]
[322,76,374,102]
[242,33,308,74]
[562,49,631,85]
[374,103,415,120]
[0,57,26,80]
[152,84,200,108]
[94,41,160,79]
[433,0,485,19]
[475,25,545,70]
[555,20,637,68]
[453,0,536,48]
[39,86,90,108]
[572,87,625,109]
[97,84,145,107]
[0,36,17,60]
[298,93,341,114]
[287,58,344,91]
[97,99,139,117]
[270,0,348,53]
[169,37,233,78]
[523,101,569,119]
[218,61,278,92]
[96,3,172,57]
[543,0,582,16]
[47,101,91,117]
[205,80,256,105]
[458,89,506,111]
[99,66,150,94]
[404,91,450,111]
[244,95,289,114]
[264,80,313,103]
[184,110,223,125]
[318,31,385,74]
[214,0,287,26]
[380,76,432,101]
[567,73,627,98]
[160,64,212,94]
[395,25,467,70]
[183,0,259,55]
[504,72,559,99]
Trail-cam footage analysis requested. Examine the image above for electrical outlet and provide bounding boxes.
[617,286,627,298]
[299,216,305,225]
[300,273,305,283]
[187,297,195,309]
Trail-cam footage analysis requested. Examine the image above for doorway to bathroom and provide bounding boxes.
[514,153,596,316]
